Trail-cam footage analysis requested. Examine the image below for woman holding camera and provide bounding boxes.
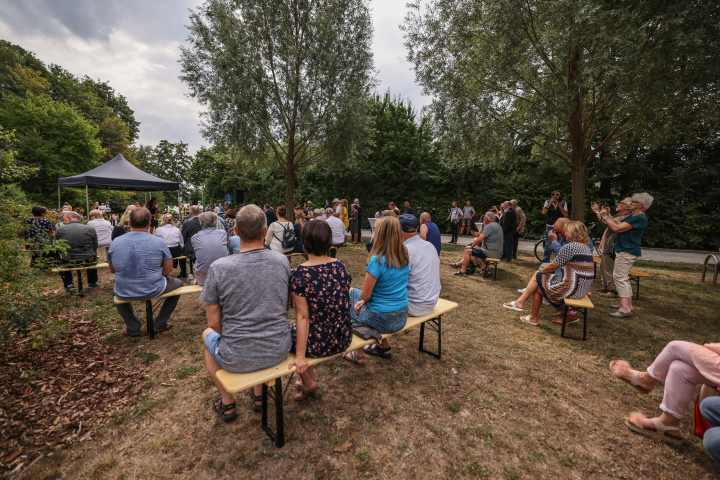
[592,193,653,318]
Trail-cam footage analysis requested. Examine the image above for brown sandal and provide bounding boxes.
[293,384,317,401]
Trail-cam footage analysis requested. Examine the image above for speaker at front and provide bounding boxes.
[233,189,245,204]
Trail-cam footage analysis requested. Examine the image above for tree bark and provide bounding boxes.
[285,167,295,222]
[570,161,586,222]
[567,45,586,221]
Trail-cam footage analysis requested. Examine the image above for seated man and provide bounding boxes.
[313,208,326,220]
[419,211,441,256]
[325,209,346,247]
[87,209,113,252]
[544,217,594,267]
[450,212,502,277]
[190,212,228,286]
[364,214,441,359]
[108,207,183,336]
[200,204,292,421]
[54,211,99,293]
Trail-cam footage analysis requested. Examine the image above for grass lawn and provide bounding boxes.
[15,243,720,479]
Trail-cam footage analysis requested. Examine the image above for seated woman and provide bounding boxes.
[155,214,184,266]
[288,221,352,400]
[292,207,306,255]
[610,341,720,446]
[343,216,409,365]
[502,221,594,325]
[264,206,294,254]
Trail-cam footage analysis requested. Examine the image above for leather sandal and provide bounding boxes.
[625,414,682,445]
[363,344,391,359]
[213,394,238,422]
[609,360,655,394]
[294,383,317,401]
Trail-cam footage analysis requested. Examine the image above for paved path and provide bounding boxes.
[360,229,718,265]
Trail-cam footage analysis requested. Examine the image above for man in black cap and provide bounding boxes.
[363,214,441,360]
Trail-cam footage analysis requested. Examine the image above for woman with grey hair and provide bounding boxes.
[592,192,653,318]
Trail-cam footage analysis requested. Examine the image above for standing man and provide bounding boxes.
[54,211,98,293]
[446,201,463,244]
[264,204,277,224]
[181,205,202,278]
[541,190,568,262]
[511,199,525,259]
[333,198,342,214]
[460,200,475,236]
[500,201,517,262]
[353,198,362,241]
[419,212,441,256]
[404,201,413,215]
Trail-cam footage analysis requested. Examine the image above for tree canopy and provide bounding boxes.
[404,0,720,220]
[180,0,375,213]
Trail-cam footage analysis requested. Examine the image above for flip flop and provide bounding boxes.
[342,350,365,366]
[609,360,654,394]
[609,310,634,318]
[293,383,317,401]
[503,301,524,312]
[625,415,682,445]
[519,315,538,326]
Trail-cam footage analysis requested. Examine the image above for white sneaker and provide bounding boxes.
[517,288,526,293]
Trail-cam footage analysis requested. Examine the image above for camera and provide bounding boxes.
[554,194,560,200]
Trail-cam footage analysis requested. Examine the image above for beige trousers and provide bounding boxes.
[613,252,638,298]
[601,252,617,291]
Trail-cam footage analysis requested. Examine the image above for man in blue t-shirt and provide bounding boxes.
[108,207,183,336]
[419,212,441,256]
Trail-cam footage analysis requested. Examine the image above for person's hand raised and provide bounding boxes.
[548,229,558,243]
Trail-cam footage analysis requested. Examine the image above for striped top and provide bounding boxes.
[537,242,594,306]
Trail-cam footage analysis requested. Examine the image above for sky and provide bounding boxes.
[0,0,432,154]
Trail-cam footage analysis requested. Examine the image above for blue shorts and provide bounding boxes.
[204,330,226,369]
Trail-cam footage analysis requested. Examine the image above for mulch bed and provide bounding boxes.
[0,311,149,475]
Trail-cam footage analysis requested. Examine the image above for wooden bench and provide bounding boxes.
[52,262,110,296]
[628,269,651,300]
[113,285,203,339]
[560,295,594,341]
[484,258,501,280]
[593,255,601,279]
[215,298,458,447]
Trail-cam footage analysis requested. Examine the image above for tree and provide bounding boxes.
[404,0,720,220]
[180,0,375,215]
[0,95,104,202]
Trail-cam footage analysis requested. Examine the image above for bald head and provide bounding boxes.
[553,217,570,236]
[419,212,431,224]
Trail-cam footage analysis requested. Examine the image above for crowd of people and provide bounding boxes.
[23,188,720,463]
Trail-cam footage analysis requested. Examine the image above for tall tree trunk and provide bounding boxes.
[285,167,295,222]
[571,160,586,222]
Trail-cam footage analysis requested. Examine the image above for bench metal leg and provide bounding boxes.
[630,276,640,300]
[419,316,442,359]
[145,299,155,339]
[76,270,84,297]
[560,306,588,341]
[262,377,286,447]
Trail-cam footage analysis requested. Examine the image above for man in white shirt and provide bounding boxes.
[363,214,441,359]
[325,210,346,247]
[87,209,113,250]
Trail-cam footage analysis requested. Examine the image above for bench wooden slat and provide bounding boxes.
[629,270,651,278]
[51,262,110,273]
[216,298,458,394]
[593,256,601,265]
[113,285,203,304]
[564,295,594,309]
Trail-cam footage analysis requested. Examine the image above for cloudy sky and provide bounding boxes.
[0,0,431,154]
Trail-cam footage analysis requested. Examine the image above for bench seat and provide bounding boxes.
[484,258,501,280]
[560,295,594,341]
[215,298,458,446]
[112,285,203,338]
[628,269,651,300]
[51,262,110,273]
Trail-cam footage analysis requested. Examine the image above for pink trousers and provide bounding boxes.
[647,340,714,418]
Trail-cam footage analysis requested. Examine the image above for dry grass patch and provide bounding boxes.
[7,245,719,478]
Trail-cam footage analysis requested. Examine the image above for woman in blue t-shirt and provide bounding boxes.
[592,192,653,318]
[343,216,409,366]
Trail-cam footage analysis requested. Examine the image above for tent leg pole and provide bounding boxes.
[85,185,89,218]
[58,185,61,210]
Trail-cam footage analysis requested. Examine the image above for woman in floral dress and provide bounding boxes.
[288,220,353,401]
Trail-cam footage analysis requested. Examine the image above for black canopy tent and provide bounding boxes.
[57,154,180,213]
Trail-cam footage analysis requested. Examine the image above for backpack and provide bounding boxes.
[274,222,296,249]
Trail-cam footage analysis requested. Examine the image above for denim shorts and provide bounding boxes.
[204,330,226,369]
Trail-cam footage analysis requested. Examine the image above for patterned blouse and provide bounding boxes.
[536,242,594,306]
[288,260,353,358]
[25,217,53,245]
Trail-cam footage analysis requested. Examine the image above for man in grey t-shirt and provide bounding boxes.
[452,212,503,277]
[460,200,476,236]
[200,204,291,421]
